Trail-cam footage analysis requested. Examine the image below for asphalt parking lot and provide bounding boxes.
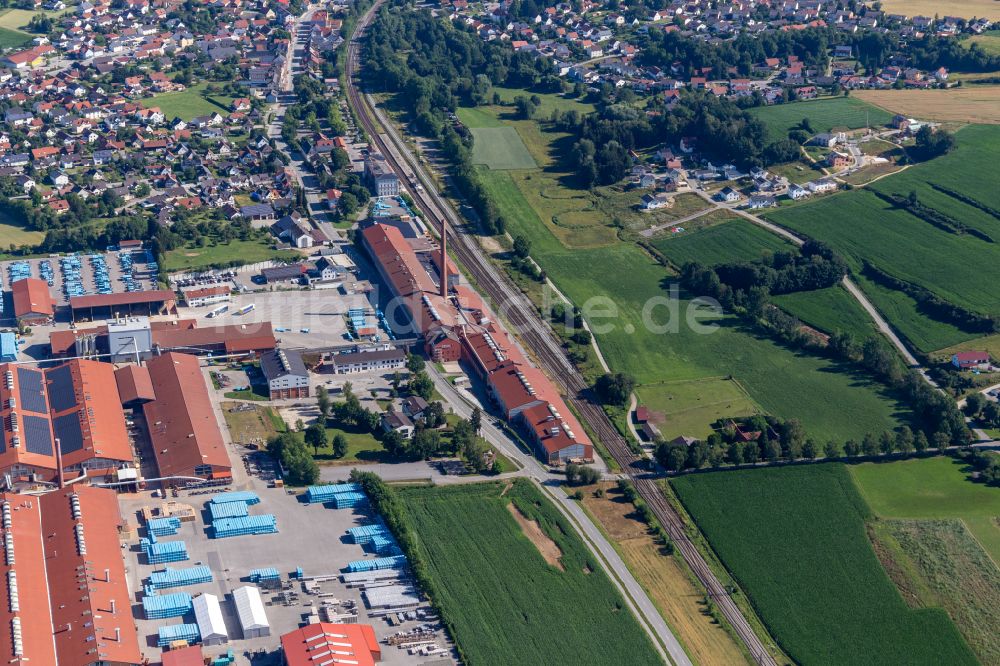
[120,481,455,665]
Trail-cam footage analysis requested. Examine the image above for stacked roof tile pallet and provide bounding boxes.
[346,555,407,573]
[210,491,260,505]
[249,568,281,584]
[212,514,278,538]
[147,565,213,592]
[147,516,181,536]
[141,535,189,564]
[209,501,249,521]
[305,483,362,504]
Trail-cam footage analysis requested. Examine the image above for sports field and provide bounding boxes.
[849,456,1000,562]
[634,378,759,440]
[751,96,894,140]
[856,87,1000,124]
[468,127,537,170]
[672,465,977,666]
[773,285,878,340]
[879,0,1000,20]
[139,83,234,121]
[652,217,793,267]
[397,480,662,666]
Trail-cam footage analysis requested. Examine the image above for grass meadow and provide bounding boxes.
[750,96,894,140]
[652,217,793,267]
[398,480,662,666]
[140,83,234,121]
[164,238,297,272]
[468,127,536,169]
[634,378,759,440]
[671,464,977,666]
[773,285,879,340]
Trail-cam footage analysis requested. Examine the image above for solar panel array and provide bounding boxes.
[15,369,46,414]
[53,413,83,455]
[23,415,53,456]
[45,365,76,413]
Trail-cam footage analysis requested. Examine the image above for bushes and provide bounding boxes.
[872,190,993,242]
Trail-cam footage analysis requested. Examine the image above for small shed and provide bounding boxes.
[192,593,228,646]
[233,585,270,638]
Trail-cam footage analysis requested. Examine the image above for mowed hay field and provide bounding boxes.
[635,378,759,440]
[579,482,751,666]
[773,285,879,340]
[652,217,794,267]
[397,480,662,666]
[849,456,1000,562]
[139,83,234,121]
[879,0,1000,20]
[751,96,894,140]
[671,465,977,666]
[468,127,536,169]
[855,87,1000,124]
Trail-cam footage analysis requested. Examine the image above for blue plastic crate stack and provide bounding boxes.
[370,535,402,556]
[210,491,260,506]
[304,483,362,504]
[346,555,407,573]
[60,255,85,298]
[212,514,278,538]
[146,565,213,593]
[147,517,181,537]
[347,523,401,556]
[209,501,249,521]
[141,534,189,564]
[38,260,53,286]
[157,624,200,647]
[7,262,30,286]
[249,568,280,584]
[88,254,111,294]
[142,592,193,619]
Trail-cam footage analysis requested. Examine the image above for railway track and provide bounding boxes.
[344,6,778,664]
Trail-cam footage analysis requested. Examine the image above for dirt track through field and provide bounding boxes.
[507,502,564,570]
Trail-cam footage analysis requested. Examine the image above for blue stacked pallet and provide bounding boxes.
[346,555,407,573]
[157,624,200,647]
[332,492,367,509]
[212,515,277,539]
[347,523,389,545]
[141,538,189,564]
[249,567,280,583]
[149,565,213,591]
[305,483,360,504]
[209,501,249,521]
[209,491,260,506]
[143,592,193,620]
[370,535,402,556]
[147,517,181,536]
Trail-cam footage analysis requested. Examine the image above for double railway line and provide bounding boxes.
[343,5,778,664]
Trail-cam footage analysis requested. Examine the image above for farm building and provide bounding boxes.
[233,586,270,638]
[11,278,54,324]
[952,351,990,370]
[281,623,382,666]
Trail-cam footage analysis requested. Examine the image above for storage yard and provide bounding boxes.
[119,481,455,664]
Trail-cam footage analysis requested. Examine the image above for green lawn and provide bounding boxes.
[164,239,298,272]
[849,456,1000,562]
[671,465,977,666]
[963,30,1000,56]
[490,86,596,117]
[456,107,504,128]
[139,83,235,121]
[0,26,29,49]
[468,127,537,170]
[652,217,794,267]
[398,480,662,666]
[773,285,878,340]
[0,207,43,248]
[482,114,909,442]
[316,424,389,464]
[751,96,894,141]
[634,378,759,440]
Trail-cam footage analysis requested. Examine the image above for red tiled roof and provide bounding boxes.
[281,623,381,666]
[161,645,204,666]
[11,278,54,318]
[361,223,436,297]
[70,289,176,311]
[144,353,230,478]
[114,364,155,404]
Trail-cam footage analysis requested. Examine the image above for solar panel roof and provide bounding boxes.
[23,414,53,456]
[46,364,77,413]
[53,412,83,455]
[16,368,47,414]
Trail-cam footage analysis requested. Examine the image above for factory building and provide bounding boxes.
[11,277,54,324]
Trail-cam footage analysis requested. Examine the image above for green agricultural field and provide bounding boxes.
[398,480,662,666]
[671,465,977,666]
[139,83,234,121]
[963,30,1000,56]
[0,26,29,49]
[456,107,504,128]
[773,285,878,340]
[874,519,1000,664]
[938,332,1000,361]
[483,113,908,441]
[490,86,595,117]
[751,96,894,141]
[849,456,1000,561]
[0,207,43,248]
[468,126,537,170]
[164,239,297,272]
[652,217,793,267]
[634,378,759,440]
